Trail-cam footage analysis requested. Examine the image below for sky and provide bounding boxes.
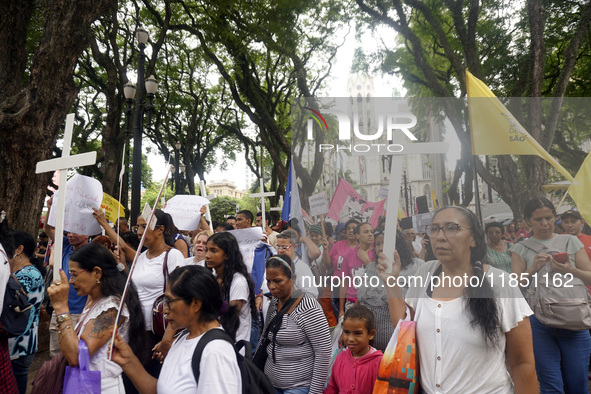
[146,23,462,189]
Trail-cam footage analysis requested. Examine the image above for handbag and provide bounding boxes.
[0,274,32,338]
[152,249,172,337]
[373,318,419,394]
[30,352,68,394]
[63,339,101,394]
[252,292,303,370]
[521,235,591,330]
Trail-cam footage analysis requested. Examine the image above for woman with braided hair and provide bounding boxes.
[377,206,537,393]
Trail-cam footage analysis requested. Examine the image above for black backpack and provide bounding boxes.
[191,329,275,394]
[0,272,32,338]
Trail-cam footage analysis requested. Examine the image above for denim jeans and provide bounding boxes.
[250,312,262,357]
[530,314,591,393]
[275,387,310,394]
[11,353,35,394]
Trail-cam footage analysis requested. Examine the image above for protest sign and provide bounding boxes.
[412,212,434,234]
[308,192,329,217]
[48,174,103,236]
[327,178,385,227]
[100,193,126,223]
[162,195,209,231]
[228,227,264,273]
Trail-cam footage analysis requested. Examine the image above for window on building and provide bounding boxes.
[421,156,431,180]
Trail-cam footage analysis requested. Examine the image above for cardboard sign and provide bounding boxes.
[100,193,126,223]
[412,212,434,234]
[162,195,210,231]
[228,227,264,273]
[48,174,103,236]
[141,203,157,231]
[308,192,329,217]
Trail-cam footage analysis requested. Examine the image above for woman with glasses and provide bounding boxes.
[378,207,537,393]
[485,221,512,273]
[511,198,591,393]
[111,265,242,393]
[131,209,186,378]
[46,243,145,393]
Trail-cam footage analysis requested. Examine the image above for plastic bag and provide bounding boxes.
[63,339,101,394]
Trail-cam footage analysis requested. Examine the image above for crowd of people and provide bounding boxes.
[0,195,590,393]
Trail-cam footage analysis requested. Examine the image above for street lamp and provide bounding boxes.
[125,26,158,226]
[179,164,186,194]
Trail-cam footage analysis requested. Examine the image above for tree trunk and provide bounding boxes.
[0,0,115,235]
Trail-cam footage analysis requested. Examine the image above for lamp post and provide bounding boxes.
[175,142,181,193]
[402,169,410,214]
[125,27,158,226]
[179,164,186,194]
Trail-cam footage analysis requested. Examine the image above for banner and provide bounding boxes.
[466,71,575,183]
[228,227,264,273]
[48,174,102,236]
[327,178,386,228]
[412,212,434,234]
[308,192,329,217]
[568,152,591,224]
[162,195,210,231]
[100,193,126,223]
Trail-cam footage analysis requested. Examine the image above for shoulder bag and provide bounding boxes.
[152,248,172,337]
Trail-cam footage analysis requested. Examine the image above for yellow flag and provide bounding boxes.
[100,193,126,223]
[568,152,591,224]
[466,71,575,183]
[430,188,439,210]
[398,204,407,220]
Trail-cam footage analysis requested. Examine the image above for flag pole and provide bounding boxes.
[472,156,484,224]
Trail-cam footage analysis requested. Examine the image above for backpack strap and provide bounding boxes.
[519,238,546,254]
[191,328,235,384]
[161,248,172,290]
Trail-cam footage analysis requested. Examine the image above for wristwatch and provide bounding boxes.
[56,313,71,325]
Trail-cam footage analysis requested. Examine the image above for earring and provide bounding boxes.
[96,279,101,284]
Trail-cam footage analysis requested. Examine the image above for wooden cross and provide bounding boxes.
[250,178,275,230]
[36,114,97,281]
[199,180,216,227]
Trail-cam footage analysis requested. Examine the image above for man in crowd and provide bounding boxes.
[256,211,279,247]
[226,215,237,229]
[561,210,591,259]
[235,210,254,229]
[276,230,319,297]
[43,197,90,356]
[114,216,129,233]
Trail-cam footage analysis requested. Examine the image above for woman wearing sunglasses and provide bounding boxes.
[47,243,145,393]
[378,206,537,393]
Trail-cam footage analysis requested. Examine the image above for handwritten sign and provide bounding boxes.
[100,193,126,223]
[228,227,264,273]
[412,212,434,234]
[162,195,210,231]
[48,174,103,236]
[308,192,329,217]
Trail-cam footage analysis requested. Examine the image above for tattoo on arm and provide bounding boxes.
[89,308,117,337]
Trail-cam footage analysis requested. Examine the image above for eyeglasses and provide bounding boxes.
[131,224,147,234]
[163,297,185,308]
[68,269,88,282]
[425,223,471,237]
[276,245,292,251]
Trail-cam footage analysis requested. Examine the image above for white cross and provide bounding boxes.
[359,142,449,268]
[36,113,97,281]
[199,180,216,227]
[250,178,275,230]
[270,195,284,212]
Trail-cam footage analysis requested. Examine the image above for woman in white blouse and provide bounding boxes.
[378,206,537,393]
[47,243,145,393]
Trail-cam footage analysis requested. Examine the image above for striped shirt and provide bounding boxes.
[485,241,513,273]
[261,294,331,394]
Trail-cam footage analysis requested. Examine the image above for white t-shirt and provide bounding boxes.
[183,256,205,267]
[293,257,318,298]
[229,272,252,343]
[132,248,185,331]
[157,328,241,394]
[0,244,10,318]
[406,262,533,393]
